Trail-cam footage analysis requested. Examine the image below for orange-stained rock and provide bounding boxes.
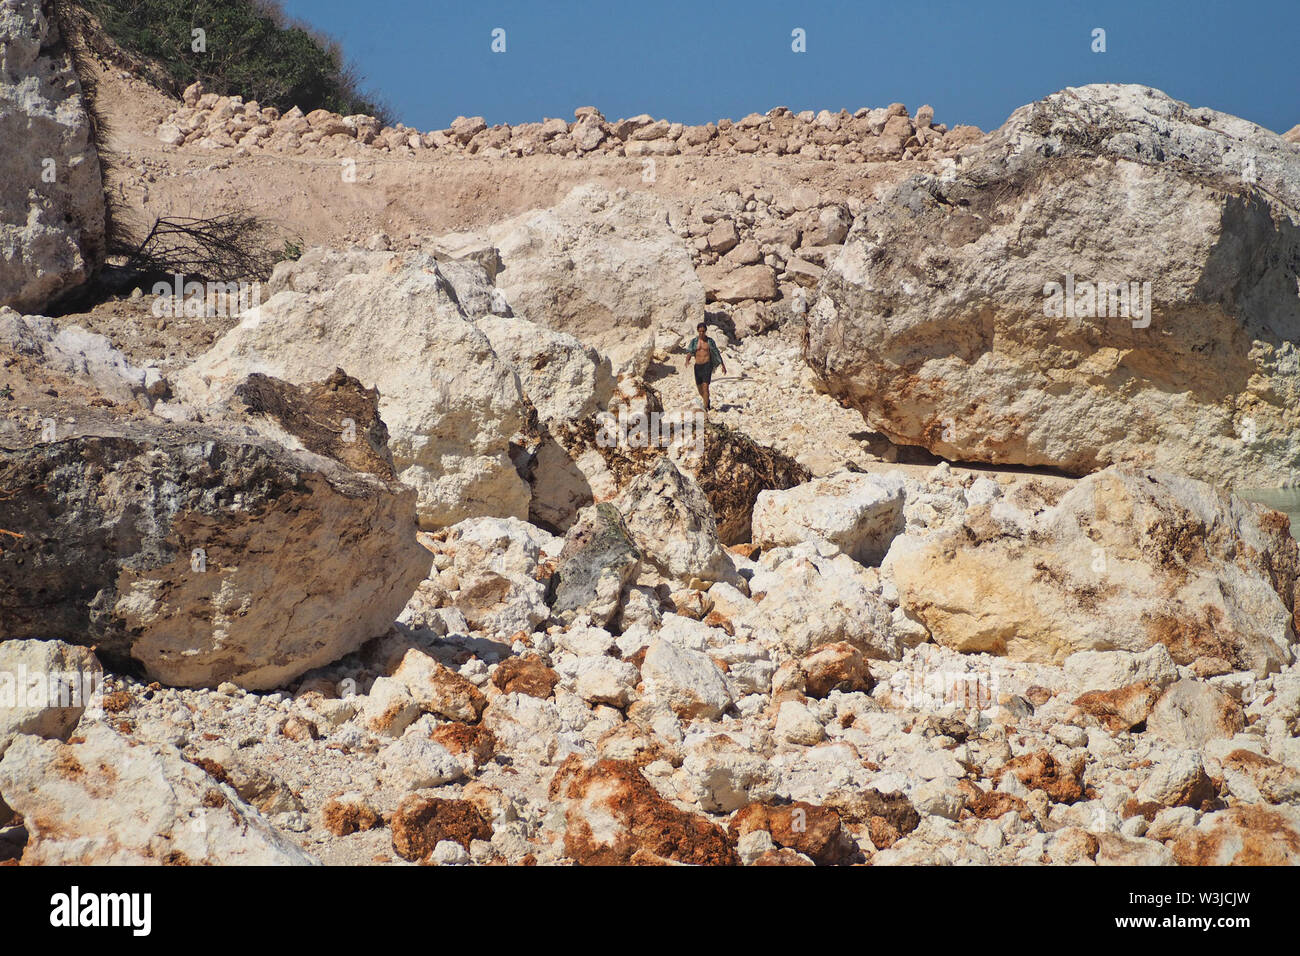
[390,795,491,861]
[801,642,874,699]
[730,801,858,865]
[1072,682,1161,732]
[491,657,559,699]
[1171,805,1300,866]
[997,750,1085,804]
[548,755,739,866]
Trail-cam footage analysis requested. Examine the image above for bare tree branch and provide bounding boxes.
[121,213,281,284]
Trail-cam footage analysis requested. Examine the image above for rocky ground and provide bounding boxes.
[3,0,1300,867]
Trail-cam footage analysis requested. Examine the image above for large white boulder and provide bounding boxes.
[0,639,100,757]
[0,724,318,864]
[641,638,733,720]
[728,545,900,658]
[613,457,740,585]
[177,251,529,527]
[482,184,705,376]
[475,313,613,424]
[807,84,1300,487]
[0,379,428,690]
[884,467,1298,674]
[753,471,905,564]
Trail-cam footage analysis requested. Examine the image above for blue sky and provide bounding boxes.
[280,0,1299,135]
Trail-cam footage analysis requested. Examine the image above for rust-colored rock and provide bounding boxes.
[394,652,488,722]
[1072,682,1161,732]
[390,795,492,860]
[731,801,858,865]
[1222,749,1300,804]
[867,815,901,849]
[752,847,816,866]
[321,797,382,837]
[1049,827,1100,864]
[429,722,496,766]
[801,642,873,699]
[492,657,560,699]
[959,781,1033,821]
[548,755,739,866]
[997,750,1085,804]
[1171,805,1300,866]
[825,788,921,839]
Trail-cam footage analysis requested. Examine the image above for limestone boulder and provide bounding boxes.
[641,638,733,720]
[414,517,554,637]
[0,399,427,689]
[753,471,905,565]
[0,639,101,757]
[550,755,739,865]
[483,184,705,376]
[475,313,614,424]
[265,245,393,297]
[177,251,529,527]
[1147,680,1246,748]
[801,642,874,698]
[1171,805,1300,865]
[1220,749,1300,805]
[613,457,740,585]
[0,724,318,864]
[552,503,642,626]
[1063,644,1179,693]
[682,733,778,812]
[391,648,488,722]
[698,263,778,304]
[729,545,899,658]
[883,468,1298,674]
[572,656,640,707]
[807,84,1300,487]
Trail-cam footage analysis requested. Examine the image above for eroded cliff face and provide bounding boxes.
[0,0,105,312]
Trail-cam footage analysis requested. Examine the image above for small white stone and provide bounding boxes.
[775,700,825,745]
[432,840,469,865]
[737,829,775,864]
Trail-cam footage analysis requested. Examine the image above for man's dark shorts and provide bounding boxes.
[694,363,713,386]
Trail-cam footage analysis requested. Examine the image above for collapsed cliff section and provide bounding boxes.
[806,83,1300,490]
[0,0,107,313]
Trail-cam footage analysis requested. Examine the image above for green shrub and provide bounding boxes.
[82,0,390,121]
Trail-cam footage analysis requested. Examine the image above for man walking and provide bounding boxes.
[685,321,726,412]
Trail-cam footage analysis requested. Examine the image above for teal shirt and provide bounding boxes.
[688,335,723,370]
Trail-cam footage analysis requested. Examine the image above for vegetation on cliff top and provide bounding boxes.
[81,0,390,121]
